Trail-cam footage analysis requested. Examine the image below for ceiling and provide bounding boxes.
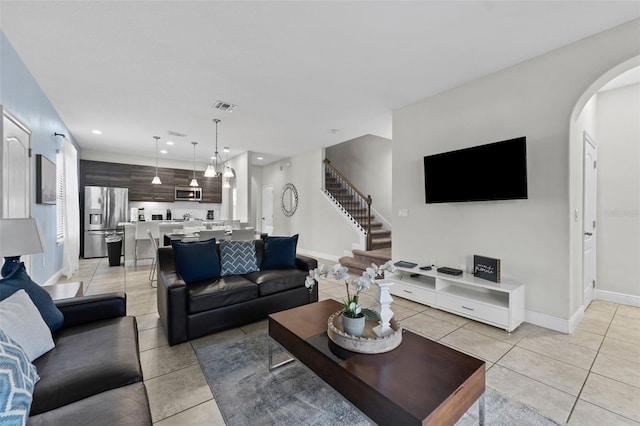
[1,1,639,165]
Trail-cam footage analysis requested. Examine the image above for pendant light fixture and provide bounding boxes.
[223,178,231,189]
[190,141,199,187]
[204,119,221,177]
[151,136,162,185]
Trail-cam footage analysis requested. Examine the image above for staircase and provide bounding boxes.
[323,159,392,275]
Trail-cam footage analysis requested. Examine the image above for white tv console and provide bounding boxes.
[386,265,525,332]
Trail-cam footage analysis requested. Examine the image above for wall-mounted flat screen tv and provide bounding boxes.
[424,136,528,203]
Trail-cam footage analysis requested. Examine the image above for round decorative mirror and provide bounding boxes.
[281,183,299,217]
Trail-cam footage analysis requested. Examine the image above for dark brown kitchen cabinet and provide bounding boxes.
[81,160,110,187]
[152,168,175,201]
[173,169,194,187]
[200,175,223,203]
[129,166,155,201]
[79,160,221,203]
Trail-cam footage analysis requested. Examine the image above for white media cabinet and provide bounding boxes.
[386,265,525,332]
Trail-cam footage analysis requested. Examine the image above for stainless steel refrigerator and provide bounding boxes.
[84,186,129,258]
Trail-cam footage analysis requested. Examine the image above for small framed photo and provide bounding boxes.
[36,154,56,204]
[473,255,501,283]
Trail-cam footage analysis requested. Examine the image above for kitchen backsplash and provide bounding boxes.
[130,201,222,221]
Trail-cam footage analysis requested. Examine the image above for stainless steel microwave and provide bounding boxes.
[175,187,202,201]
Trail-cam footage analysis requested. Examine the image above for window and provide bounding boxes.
[56,150,65,243]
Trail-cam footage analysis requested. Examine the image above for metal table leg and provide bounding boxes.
[268,337,295,371]
[479,393,485,426]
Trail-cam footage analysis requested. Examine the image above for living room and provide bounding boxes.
[1,2,639,425]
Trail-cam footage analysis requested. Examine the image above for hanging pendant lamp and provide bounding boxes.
[222,146,235,177]
[151,136,162,184]
[204,119,221,178]
[190,141,199,187]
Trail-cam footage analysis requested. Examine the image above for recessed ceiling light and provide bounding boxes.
[160,150,168,154]
[257,157,263,160]
[166,141,174,145]
[223,147,230,153]
[91,129,102,135]
[328,129,340,134]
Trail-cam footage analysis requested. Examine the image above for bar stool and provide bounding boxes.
[134,222,159,270]
[147,229,159,287]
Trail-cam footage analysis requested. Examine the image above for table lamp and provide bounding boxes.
[0,218,47,276]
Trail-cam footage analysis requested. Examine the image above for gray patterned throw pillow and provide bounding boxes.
[220,240,258,276]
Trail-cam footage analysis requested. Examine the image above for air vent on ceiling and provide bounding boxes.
[167,130,187,137]
[212,101,238,113]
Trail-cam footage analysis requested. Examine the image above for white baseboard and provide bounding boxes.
[43,270,63,287]
[595,289,640,307]
[524,309,572,334]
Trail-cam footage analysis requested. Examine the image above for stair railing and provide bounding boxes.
[323,159,373,250]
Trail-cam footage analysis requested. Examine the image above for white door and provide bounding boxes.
[582,131,597,307]
[1,109,32,273]
[261,184,274,234]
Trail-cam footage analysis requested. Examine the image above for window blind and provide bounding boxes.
[56,150,65,243]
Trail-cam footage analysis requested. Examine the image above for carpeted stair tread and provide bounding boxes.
[352,248,392,264]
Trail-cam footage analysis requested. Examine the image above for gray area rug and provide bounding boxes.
[194,330,558,426]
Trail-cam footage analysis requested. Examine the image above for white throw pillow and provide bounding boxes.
[0,289,55,361]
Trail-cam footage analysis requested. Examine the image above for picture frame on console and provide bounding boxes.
[473,255,501,283]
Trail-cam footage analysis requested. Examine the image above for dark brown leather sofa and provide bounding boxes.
[28,293,152,425]
[157,239,319,346]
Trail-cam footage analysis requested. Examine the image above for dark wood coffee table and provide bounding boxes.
[268,299,486,425]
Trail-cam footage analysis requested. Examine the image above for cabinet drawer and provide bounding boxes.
[390,281,435,306]
[437,293,508,326]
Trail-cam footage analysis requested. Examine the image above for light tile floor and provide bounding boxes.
[57,258,640,425]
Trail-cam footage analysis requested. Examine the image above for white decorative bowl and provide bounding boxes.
[327,311,402,354]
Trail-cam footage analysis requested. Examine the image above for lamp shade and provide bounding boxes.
[0,218,47,257]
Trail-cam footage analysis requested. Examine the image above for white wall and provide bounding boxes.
[224,151,249,222]
[250,164,262,229]
[325,134,393,223]
[261,149,361,260]
[393,19,640,328]
[596,83,640,298]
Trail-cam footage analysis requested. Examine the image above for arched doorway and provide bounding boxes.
[569,56,640,317]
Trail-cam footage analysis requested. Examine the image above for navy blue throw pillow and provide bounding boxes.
[0,262,64,332]
[261,234,299,270]
[171,239,220,284]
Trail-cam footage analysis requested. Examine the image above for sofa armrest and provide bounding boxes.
[295,254,318,272]
[55,292,126,329]
[157,247,189,346]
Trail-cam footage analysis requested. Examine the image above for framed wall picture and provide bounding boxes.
[36,154,56,204]
[473,255,501,283]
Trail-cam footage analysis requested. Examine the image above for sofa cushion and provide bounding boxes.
[219,240,258,276]
[171,239,221,284]
[0,290,55,361]
[27,382,152,426]
[260,235,298,270]
[0,262,64,332]
[30,316,143,415]
[188,276,258,313]
[244,269,308,297]
[0,329,39,425]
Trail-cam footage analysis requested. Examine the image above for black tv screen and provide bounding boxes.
[424,137,528,203]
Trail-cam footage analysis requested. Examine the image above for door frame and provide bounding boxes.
[1,107,33,272]
[582,131,597,307]
[261,184,274,233]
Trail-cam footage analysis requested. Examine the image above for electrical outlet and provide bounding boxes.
[398,209,408,217]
